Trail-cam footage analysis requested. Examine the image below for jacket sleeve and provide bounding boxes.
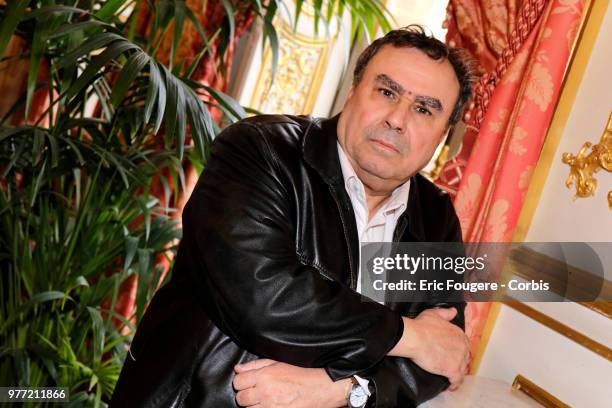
[361,193,467,407]
[362,304,465,408]
[179,121,402,380]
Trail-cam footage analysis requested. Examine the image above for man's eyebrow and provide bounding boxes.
[375,74,444,112]
[415,95,443,112]
[375,74,405,95]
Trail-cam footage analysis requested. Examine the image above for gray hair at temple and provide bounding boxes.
[352,24,476,126]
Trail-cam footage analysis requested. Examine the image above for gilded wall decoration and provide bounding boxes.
[250,23,331,115]
[562,111,612,209]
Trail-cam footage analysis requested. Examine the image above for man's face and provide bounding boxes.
[337,45,460,191]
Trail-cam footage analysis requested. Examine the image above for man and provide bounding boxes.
[112,25,474,408]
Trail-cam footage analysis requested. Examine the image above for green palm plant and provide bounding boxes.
[0,0,391,405]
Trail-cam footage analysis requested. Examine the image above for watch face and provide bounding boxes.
[349,385,368,407]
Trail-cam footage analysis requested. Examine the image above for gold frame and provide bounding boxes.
[505,301,612,362]
[512,374,571,408]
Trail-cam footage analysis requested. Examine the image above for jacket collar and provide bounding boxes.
[301,114,426,242]
[302,114,345,188]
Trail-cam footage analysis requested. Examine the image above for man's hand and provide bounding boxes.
[233,359,351,408]
[388,307,470,389]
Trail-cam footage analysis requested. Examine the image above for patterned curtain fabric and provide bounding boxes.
[438,0,587,367]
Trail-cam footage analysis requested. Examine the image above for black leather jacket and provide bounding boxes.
[111,114,465,408]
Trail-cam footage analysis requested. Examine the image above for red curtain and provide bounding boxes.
[438,0,587,366]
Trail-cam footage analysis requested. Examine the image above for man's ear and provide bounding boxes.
[346,84,355,100]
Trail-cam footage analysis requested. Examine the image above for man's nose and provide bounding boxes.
[384,102,410,133]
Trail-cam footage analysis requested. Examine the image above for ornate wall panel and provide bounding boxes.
[249,24,332,115]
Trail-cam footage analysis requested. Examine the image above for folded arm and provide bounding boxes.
[231,188,470,407]
[232,304,468,408]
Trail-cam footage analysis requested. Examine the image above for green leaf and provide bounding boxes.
[220,0,235,47]
[63,137,86,166]
[175,80,187,159]
[124,236,139,270]
[183,5,220,78]
[135,248,152,322]
[89,373,99,391]
[294,0,305,29]
[110,51,150,108]
[25,14,48,119]
[152,62,167,134]
[94,0,127,22]
[169,156,187,194]
[262,20,279,87]
[73,168,82,208]
[58,32,124,69]
[196,83,246,121]
[0,126,26,142]
[0,0,29,60]
[46,21,108,40]
[31,128,45,163]
[14,349,31,386]
[158,170,171,210]
[0,291,69,334]
[86,307,105,363]
[183,87,213,161]
[169,0,186,71]
[144,60,160,125]
[313,0,323,35]
[162,69,179,148]
[2,136,26,177]
[23,5,87,22]
[44,131,59,168]
[29,156,47,208]
[66,39,140,101]
[183,44,207,79]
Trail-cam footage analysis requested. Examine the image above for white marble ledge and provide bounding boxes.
[418,375,543,408]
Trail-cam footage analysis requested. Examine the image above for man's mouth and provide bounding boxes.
[371,138,400,154]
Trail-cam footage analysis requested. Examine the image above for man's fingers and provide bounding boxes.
[235,387,259,407]
[235,358,277,373]
[233,370,258,391]
[448,373,465,391]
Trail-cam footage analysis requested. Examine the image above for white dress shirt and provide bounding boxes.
[337,142,411,291]
[337,141,411,396]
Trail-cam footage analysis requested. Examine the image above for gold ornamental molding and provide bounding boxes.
[249,22,332,115]
[504,301,612,362]
[512,374,570,408]
[562,111,612,209]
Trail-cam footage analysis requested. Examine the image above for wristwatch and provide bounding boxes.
[347,379,369,408]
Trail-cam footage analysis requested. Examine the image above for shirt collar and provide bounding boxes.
[336,141,410,216]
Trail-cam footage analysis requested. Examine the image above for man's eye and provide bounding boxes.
[415,105,432,116]
[378,88,395,99]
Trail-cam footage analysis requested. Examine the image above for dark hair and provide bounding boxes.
[353,25,475,126]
